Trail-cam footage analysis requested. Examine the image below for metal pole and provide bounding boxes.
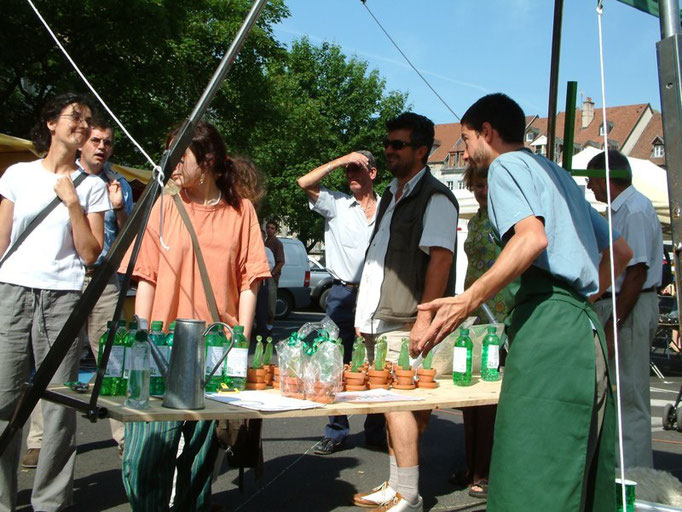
[657,0,682,344]
[660,0,681,37]
[563,81,577,171]
[547,0,564,162]
[0,0,270,456]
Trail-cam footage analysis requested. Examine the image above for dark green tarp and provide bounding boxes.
[617,0,682,19]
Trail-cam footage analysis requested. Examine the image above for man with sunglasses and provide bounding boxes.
[21,116,133,468]
[353,113,458,511]
[298,149,386,456]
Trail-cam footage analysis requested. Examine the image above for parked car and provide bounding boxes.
[276,237,311,318]
[308,256,333,311]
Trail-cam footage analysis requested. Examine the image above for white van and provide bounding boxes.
[276,237,311,318]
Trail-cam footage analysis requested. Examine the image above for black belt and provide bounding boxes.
[333,279,359,288]
[597,286,657,301]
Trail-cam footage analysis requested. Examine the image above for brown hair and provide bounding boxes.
[461,165,488,191]
[232,155,266,208]
[31,92,96,154]
[167,121,240,209]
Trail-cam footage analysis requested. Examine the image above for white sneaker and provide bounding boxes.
[353,481,397,508]
[371,493,423,512]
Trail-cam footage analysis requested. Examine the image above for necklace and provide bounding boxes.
[206,190,222,206]
[360,198,375,214]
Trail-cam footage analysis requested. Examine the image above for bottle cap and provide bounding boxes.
[151,320,164,331]
[134,330,148,341]
[460,328,469,335]
[129,321,138,330]
[169,321,176,331]
[117,320,127,327]
[106,321,112,329]
[233,325,244,334]
[487,326,497,333]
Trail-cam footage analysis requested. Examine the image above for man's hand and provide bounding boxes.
[342,151,370,171]
[416,293,476,355]
[409,310,433,357]
[54,175,79,208]
[108,179,124,210]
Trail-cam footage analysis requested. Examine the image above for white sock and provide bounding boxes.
[388,455,399,491]
[397,465,419,504]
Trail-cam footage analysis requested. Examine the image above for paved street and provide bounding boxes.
[14,310,682,511]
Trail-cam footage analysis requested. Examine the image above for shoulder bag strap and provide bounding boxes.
[0,172,89,270]
[171,194,222,323]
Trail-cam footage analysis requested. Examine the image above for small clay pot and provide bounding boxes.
[308,381,336,404]
[272,366,280,389]
[263,364,274,386]
[393,368,415,390]
[281,376,304,399]
[245,368,267,390]
[344,369,367,391]
[368,368,391,389]
[417,368,438,389]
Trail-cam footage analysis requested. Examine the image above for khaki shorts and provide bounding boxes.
[362,325,413,365]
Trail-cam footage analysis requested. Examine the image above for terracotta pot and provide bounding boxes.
[416,367,438,389]
[272,366,280,388]
[281,376,304,399]
[393,368,415,390]
[308,381,336,404]
[368,368,391,388]
[344,369,367,390]
[245,368,267,390]
[263,364,274,386]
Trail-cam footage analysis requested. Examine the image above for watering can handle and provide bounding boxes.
[204,322,235,384]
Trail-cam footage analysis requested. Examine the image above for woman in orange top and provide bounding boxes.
[121,121,270,511]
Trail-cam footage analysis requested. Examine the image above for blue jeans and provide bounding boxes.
[324,283,385,443]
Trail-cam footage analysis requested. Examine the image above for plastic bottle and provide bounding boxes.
[125,329,151,409]
[452,328,473,386]
[481,326,501,382]
[122,321,137,395]
[148,320,167,395]
[97,321,119,396]
[205,328,227,393]
[166,321,175,359]
[223,325,249,391]
[113,320,128,395]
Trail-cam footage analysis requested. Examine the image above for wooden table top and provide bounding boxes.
[51,376,501,422]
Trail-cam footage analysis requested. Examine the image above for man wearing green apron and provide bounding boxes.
[415,93,633,511]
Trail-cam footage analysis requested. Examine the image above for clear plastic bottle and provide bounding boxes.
[125,329,151,409]
[452,328,473,386]
[148,320,167,395]
[481,326,501,382]
[223,325,249,391]
[205,327,227,392]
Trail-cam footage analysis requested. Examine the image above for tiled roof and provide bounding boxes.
[630,112,666,166]
[429,123,462,163]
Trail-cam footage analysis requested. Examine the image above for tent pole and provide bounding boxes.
[657,0,682,334]
[547,0,564,162]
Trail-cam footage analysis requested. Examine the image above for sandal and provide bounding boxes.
[448,468,472,487]
[468,479,488,498]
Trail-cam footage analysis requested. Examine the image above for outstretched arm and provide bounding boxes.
[416,215,547,353]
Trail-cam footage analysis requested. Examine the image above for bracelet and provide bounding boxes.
[326,162,331,174]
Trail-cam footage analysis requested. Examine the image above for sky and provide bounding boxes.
[272,0,664,125]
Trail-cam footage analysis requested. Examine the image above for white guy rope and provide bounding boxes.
[596,2,628,507]
[154,166,171,251]
[25,0,157,169]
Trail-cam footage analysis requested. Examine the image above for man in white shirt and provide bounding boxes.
[588,149,663,469]
[298,149,385,455]
[352,113,458,512]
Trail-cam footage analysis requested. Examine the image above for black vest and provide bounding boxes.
[370,167,459,324]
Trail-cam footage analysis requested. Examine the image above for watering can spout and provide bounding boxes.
[147,341,169,381]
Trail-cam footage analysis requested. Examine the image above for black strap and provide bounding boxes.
[172,193,222,323]
[0,172,89,270]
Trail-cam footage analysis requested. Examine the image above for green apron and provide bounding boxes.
[487,266,616,512]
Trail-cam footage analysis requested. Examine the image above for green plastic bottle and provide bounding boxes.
[223,325,249,390]
[481,326,501,382]
[148,321,166,395]
[398,338,411,371]
[452,328,473,386]
[263,336,274,365]
[166,321,175,358]
[125,329,151,410]
[97,322,120,396]
[205,328,227,393]
[114,320,128,395]
[121,321,138,395]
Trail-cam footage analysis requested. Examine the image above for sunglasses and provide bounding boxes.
[383,138,415,151]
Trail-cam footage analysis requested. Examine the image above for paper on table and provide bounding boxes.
[207,391,324,412]
[335,388,425,403]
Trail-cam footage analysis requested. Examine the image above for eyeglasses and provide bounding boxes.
[89,136,113,148]
[59,112,92,126]
[383,138,415,151]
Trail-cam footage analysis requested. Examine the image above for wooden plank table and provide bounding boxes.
[51,377,501,422]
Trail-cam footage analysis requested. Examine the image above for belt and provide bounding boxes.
[596,286,657,301]
[333,279,359,288]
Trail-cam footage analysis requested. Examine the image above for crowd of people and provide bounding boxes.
[0,90,665,512]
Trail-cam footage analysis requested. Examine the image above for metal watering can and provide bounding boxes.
[148,319,234,410]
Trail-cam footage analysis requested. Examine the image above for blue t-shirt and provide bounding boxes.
[487,149,617,298]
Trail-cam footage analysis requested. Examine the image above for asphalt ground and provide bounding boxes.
[14,310,682,511]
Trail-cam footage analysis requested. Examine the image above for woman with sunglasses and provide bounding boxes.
[0,93,110,511]
[121,121,270,511]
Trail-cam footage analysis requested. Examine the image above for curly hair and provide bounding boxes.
[232,155,266,208]
[30,93,96,154]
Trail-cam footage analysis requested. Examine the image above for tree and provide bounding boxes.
[249,38,407,250]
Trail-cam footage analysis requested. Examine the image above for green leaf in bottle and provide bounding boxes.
[263,336,274,365]
[422,350,434,370]
[253,335,264,369]
[350,336,366,372]
[398,338,410,371]
[374,336,387,371]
